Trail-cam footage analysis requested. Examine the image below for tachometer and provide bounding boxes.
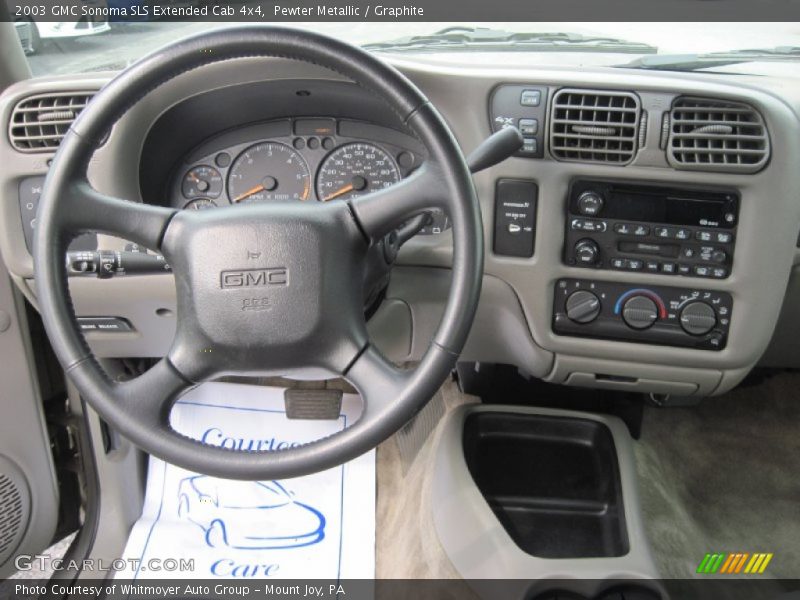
[227,142,311,204]
[316,143,401,202]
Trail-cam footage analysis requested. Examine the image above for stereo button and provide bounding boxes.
[627,259,644,270]
[614,223,632,235]
[577,191,604,216]
[716,232,734,243]
[655,227,673,239]
[694,266,711,277]
[574,239,600,265]
[661,262,677,274]
[696,230,714,242]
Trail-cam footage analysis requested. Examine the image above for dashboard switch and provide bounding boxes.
[518,118,538,135]
[577,191,604,216]
[494,179,537,258]
[574,239,600,265]
[680,302,717,336]
[566,290,601,324]
[490,85,547,158]
[622,295,659,330]
[520,89,541,106]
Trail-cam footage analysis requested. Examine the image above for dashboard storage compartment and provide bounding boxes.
[463,412,629,559]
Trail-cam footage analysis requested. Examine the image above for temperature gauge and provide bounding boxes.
[182,166,223,199]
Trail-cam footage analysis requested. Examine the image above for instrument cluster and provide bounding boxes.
[169,117,451,234]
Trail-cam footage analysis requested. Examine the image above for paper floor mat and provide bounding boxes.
[116,382,375,580]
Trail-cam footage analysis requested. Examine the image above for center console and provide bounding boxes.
[432,404,664,598]
[556,179,737,352]
[564,180,738,279]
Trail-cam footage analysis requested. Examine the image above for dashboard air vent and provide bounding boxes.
[9,91,94,152]
[550,89,641,165]
[667,97,769,173]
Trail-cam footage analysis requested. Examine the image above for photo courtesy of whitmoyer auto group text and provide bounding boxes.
[0,0,799,597]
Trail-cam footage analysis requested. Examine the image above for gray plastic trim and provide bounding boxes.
[1,57,800,396]
[0,254,58,578]
[432,403,663,598]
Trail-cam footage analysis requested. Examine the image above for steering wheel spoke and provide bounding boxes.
[114,357,194,427]
[348,164,447,244]
[64,180,177,252]
[344,345,410,417]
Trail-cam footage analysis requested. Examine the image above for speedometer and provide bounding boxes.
[227,142,311,204]
[316,143,401,202]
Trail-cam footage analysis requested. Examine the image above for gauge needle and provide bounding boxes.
[322,184,354,202]
[232,184,265,203]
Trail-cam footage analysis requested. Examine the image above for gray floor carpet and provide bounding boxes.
[634,371,800,583]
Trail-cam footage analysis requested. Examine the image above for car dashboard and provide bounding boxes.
[1,54,800,398]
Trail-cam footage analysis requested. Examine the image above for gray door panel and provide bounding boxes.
[0,254,58,578]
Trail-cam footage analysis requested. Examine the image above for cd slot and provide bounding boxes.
[617,241,680,258]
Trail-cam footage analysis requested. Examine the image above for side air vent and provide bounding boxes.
[9,91,94,152]
[667,97,770,173]
[550,89,641,165]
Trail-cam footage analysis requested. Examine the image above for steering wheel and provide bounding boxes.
[34,26,483,480]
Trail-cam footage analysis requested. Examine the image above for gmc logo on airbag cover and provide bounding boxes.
[220,268,288,289]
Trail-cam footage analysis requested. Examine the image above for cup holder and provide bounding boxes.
[532,584,662,600]
[463,412,629,559]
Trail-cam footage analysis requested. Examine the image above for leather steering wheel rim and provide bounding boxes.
[34,26,483,480]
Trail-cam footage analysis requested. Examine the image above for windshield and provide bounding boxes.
[16,21,800,77]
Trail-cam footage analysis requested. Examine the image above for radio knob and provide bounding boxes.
[574,239,600,266]
[711,249,727,264]
[577,191,604,216]
[566,290,601,324]
[680,301,717,336]
[622,295,659,330]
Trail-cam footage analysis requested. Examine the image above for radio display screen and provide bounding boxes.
[572,182,738,229]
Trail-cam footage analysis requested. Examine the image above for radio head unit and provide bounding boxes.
[564,180,739,279]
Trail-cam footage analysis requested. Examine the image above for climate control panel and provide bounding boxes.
[552,278,732,350]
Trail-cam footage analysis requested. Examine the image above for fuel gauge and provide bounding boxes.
[182,166,223,199]
[183,198,218,211]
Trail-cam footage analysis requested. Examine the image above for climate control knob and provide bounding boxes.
[566,290,601,324]
[574,239,600,266]
[622,295,658,330]
[680,301,717,336]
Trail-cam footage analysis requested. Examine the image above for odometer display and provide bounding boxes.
[316,143,401,202]
[227,142,311,204]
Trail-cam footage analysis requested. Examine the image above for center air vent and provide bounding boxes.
[550,89,641,165]
[666,97,769,173]
[9,91,94,152]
